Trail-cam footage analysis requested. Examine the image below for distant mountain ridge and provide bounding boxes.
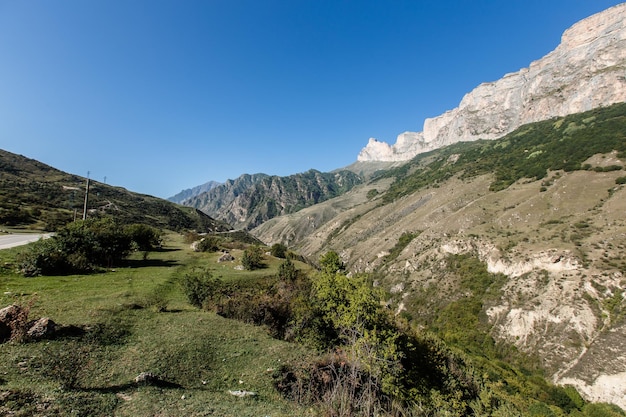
[182,169,363,230]
[168,180,222,204]
[358,3,626,162]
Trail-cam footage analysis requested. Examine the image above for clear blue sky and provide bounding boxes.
[0,1,622,198]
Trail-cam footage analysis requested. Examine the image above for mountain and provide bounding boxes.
[182,169,363,230]
[358,3,626,162]
[252,103,626,409]
[167,180,221,205]
[0,149,231,233]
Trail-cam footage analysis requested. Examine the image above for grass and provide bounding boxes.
[0,232,316,416]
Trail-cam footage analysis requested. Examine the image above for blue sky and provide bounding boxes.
[0,1,622,198]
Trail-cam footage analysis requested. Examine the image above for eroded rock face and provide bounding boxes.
[358,4,626,162]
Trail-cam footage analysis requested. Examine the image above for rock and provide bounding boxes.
[134,372,159,385]
[228,390,257,397]
[218,252,235,262]
[0,305,24,343]
[0,304,22,323]
[358,4,626,162]
[26,317,56,340]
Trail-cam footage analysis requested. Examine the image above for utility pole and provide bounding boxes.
[82,171,90,221]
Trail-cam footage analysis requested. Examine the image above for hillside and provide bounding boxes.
[183,169,363,230]
[252,103,626,408]
[0,149,230,233]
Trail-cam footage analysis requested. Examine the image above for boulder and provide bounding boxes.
[0,304,22,323]
[218,252,235,262]
[135,372,159,386]
[26,317,56,340]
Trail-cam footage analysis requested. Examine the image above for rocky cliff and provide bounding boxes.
[358,3,626,162]
[183,170,363,230]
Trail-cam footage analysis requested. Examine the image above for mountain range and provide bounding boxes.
[1,3,625,411]
[166,4,626,408]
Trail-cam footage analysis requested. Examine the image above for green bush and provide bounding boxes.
[125,223,161,251]
[180,268,222,308]
[278,259,298,281]
[18,217,132,276]
[270,243,288,258]
[242,245,265,270]
[196,235,222,252]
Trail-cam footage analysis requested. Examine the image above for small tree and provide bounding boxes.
[270,243,288,258]
[319,251,344,274]
[242,245,265,270]
[125,223,161,251]
[278,259,298,281]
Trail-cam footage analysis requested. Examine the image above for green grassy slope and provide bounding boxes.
[0,149,229,233]
[0,233,314,416]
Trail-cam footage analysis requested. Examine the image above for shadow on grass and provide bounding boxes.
[120,259,179,268]
[81,379,184,394]
[151,248,181,253]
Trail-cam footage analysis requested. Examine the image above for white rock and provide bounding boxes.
[358,4,626,162]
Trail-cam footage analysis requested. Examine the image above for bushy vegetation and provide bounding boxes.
[382,102,626,202]
[242,245,266,270]
[17,217,161,276]
[175,249,620,417]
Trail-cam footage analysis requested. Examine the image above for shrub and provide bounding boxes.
[319,251,344,274]
[270,243,287,258]
[278,259,298,281]
[242,245,265,270]
[18,218,132,276]
[180,268,222,308]
[125,223,161,251]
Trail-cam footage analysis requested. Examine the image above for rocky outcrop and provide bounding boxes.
[358,4,626,162]
[0,304,56,342]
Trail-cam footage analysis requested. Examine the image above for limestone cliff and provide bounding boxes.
[358,3,626,162]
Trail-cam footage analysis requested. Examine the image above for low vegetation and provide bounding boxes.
[1,221,625,415]
[382,102,626,202]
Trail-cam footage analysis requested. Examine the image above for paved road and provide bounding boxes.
[0,233,52,250]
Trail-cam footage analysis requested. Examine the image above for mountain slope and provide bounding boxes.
[167,180,221,204]
[183,169,363,230]
[252,103,626,408]
[0,149,231,233]
[358,3,626,162]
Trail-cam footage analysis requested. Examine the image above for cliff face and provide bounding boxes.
[358,3,626,162]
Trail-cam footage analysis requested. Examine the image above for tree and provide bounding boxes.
[270,243,287,258]
[319,251,344,274]
[125,223,161,251]
[278,259,297,281]
[242,245,265,270]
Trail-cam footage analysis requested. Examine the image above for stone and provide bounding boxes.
[0,304,22,323]
[134,372,159,385]
[26,317,56,340]
[218,252,235,262]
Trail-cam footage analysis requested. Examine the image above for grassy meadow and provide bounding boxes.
[0,233,316,416]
